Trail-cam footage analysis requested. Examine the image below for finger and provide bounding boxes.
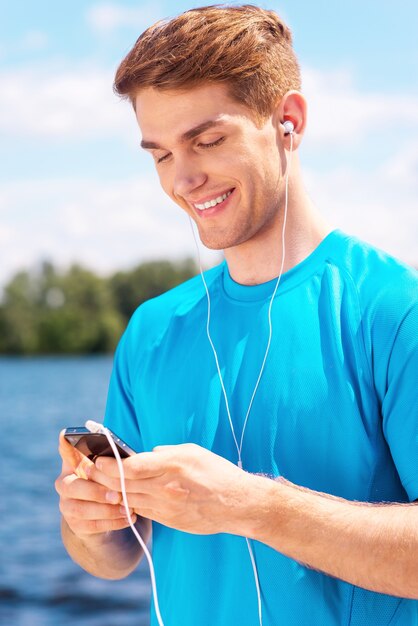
[95,451,168,481]
[59,431,94,480]
[61,498,135,522]
[132,508,157,523]
[60,458,76,477]
[125,476,190,497]
[56,473,122,505]
[59,430,81,465]
[66,513,138,537]
[120,478,190,515]
[87,464,169,496]
[87,465,151,494]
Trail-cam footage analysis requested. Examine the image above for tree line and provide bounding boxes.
[0,259,197,354]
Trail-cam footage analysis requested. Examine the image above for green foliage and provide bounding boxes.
[0,258,197,354]
[0,270,42,354]
[110,258,197,322]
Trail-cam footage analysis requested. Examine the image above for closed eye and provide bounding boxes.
[198,137,225,149]
[156,152,171,164]
[155,136,225,164]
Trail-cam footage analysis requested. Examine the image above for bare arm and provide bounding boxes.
[55,432,151,580]
[91,443,418,598]
[245,475,418,599]
[60,515,150,580]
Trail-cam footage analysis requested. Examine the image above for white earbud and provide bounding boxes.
[85,419,105,433]
[282,120,294,135]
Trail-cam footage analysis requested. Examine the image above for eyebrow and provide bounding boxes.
[140,119,226,150]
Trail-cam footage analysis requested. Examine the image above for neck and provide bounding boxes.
[224,166,333,286]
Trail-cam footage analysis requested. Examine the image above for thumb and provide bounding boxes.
[58,430,94,480]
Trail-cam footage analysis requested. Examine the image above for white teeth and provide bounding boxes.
[194,190,232,211]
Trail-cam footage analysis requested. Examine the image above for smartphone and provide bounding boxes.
[64,426,136,461]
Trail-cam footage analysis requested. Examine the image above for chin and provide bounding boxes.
[198,239,225,251]
[198,228,250,252]
[197,232,233,251]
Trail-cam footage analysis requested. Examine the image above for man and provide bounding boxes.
[56,5,418,625]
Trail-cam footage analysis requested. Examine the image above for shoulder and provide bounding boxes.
[326,230,417,316]
[325,232,417,376]
[119,262,224,350]
[138,261,222,321]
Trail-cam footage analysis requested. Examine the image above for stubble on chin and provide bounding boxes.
[196,215,260,252]
[196,224,246,251]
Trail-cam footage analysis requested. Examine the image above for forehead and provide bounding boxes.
[134,83,257,142]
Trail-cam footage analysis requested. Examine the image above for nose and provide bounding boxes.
[172,156,207,199]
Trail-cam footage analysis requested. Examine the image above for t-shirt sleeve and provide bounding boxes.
[104,320,144,454]
[379,297,418,501]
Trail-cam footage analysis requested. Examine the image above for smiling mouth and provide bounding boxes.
[193,189,234,211]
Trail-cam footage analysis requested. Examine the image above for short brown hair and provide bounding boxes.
[114,4,301,120]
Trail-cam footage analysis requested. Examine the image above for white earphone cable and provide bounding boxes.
[189,129,294,626]
[88,128,293,626]
[189,130,293,467]
[100,427,165,626]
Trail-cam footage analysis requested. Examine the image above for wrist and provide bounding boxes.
[232,472,282,540]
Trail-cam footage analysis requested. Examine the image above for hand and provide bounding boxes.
[55,432,137,538]
[89,443,260,536]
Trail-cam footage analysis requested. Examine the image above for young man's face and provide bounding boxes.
[136,83,284,251]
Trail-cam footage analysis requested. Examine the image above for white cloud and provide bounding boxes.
[87,2,162,34]
[301,66,418,146]
[0,135,415,295]
[1,61,417,150]
[379,140,418,186]
[0,176,220,288]
[0,62,416,291]
[0,65,135,139]
[0,224,13,246]
[303,142,417,266]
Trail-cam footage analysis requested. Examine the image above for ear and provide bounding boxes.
[273,90,307,151]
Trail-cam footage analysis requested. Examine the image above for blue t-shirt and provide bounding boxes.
[104,230,418,626]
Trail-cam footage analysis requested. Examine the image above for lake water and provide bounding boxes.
[0,356,151,626]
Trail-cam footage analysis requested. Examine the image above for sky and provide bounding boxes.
[0,0,417,289]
